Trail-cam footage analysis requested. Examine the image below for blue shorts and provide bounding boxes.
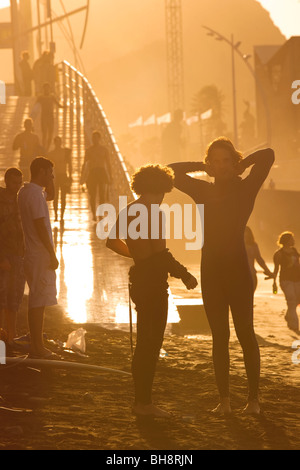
[0,255,25,312]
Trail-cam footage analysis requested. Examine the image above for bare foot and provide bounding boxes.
[242,400,261,416]
[212,398,232,415]
[133,403,172,418]
[29,347,58,359]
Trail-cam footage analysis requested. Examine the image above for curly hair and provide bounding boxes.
[130,164,175,196]
[205,136,243,165]
[277,231,294,247]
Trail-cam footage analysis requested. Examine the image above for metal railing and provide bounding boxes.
[56,60,133,200]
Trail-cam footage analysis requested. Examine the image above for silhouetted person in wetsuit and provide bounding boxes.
[107,164,198,418]
[169,137,275,415]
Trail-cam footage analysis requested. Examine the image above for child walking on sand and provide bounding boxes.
[272,231,300,333]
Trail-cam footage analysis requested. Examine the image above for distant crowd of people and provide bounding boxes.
[0,104,114,355]
[19,50,56,98]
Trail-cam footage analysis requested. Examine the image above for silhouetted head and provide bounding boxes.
[21,51,30,61]
[131,164,174,204]
[4,168,23,195]
[244,226,255,245]
[30,157,54,187]
[277,231,295,248]
[205,137,243,181]
[92,131,101,146]
[24,118,33,132]
[54,136,62,148]
[43,82,51,95]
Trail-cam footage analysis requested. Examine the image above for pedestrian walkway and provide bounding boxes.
[0,72,134,327]
[0,96,34,174]
[0,65,183,328]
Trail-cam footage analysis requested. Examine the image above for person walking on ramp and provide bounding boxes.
[169,137,275,415]
[107,164,198,418]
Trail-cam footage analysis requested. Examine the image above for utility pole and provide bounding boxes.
[165,0,185,114]
[231,34,238,147]
[46,0,56,53]
[37,0,42,56]
[10,0,21,94]
[203,25,272,147]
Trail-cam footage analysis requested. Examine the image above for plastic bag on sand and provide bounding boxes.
[65,328,87,353]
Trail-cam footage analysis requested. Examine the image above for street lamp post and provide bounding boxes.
[36,0,42,56]
[203,25,272,148]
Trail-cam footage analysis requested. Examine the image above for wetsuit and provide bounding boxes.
[169,149,274,400]
[129,249,191,405]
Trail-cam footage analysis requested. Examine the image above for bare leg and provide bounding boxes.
[47,120,54,151]
[5,309,17,344]
[0,308,5,329]
[28,306,51,357]
[60,189,67,221]
[53,188,59,222]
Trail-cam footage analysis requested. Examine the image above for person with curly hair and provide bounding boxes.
[272,231,300,332]
[169,137,275,415]
[107,164,198,417]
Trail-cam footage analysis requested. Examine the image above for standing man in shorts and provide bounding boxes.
[0,168,25,344]
[18,157,59,358]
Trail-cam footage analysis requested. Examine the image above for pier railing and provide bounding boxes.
[56,60,133,199]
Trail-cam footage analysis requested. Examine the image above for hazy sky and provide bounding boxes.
[0,0,299,39]
[0,0,300,39]
[256,0,300,37]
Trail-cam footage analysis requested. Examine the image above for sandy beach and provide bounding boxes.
[0,268,299,452]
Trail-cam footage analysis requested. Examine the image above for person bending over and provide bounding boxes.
[107,164,198,418]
